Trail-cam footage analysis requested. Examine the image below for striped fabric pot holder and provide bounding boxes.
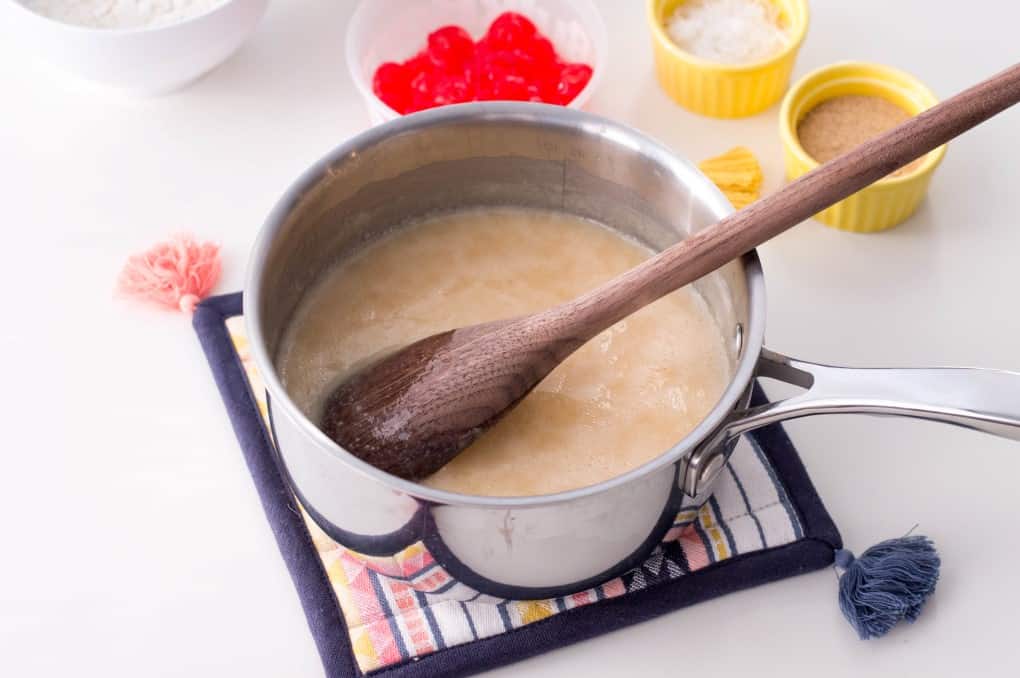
[195,292,841,677]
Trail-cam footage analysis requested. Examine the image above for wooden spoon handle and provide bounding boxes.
[568,62,1020,331]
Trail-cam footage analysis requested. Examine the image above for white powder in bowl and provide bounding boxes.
[21,0,227,29]
[666,0,788,65]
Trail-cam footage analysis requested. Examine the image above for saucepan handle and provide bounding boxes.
[683,348,1020,495]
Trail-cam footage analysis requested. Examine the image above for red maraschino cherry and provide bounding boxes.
[371,11,593,114]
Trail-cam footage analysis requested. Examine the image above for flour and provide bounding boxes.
[21,0,227,29]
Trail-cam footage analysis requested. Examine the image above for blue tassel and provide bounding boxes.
[834,535,940,640]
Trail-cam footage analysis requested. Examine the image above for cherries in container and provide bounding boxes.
[373,12,593,114]
[347,0,607,123]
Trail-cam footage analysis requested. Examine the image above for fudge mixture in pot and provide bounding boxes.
[277,207,731,497]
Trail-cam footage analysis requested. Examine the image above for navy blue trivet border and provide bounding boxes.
[194,292,842,678]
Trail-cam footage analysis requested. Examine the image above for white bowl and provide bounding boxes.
[2,0,269,96]
[346,0,608,125]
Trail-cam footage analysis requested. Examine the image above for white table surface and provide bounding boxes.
[3,0,1019,675]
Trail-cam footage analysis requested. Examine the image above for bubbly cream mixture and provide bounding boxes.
[278,208,731,497]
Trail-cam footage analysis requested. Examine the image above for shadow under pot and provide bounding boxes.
[247,103,1020,599]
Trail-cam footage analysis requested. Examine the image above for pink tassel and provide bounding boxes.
[116,234,222,313]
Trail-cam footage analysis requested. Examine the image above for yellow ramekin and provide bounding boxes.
[647,0,809,118]
[779,61,947,233]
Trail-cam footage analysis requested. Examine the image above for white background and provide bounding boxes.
[2,0,1019,675]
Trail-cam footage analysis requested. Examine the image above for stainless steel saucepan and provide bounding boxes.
[246,103,1020,599]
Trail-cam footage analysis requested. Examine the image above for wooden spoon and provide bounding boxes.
[322,63,1020,481]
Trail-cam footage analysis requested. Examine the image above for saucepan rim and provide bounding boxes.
[244,101,766,509]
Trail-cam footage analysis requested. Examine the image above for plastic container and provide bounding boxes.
[779,61,946,233]
[646,0,809,118]
[0,0,269,96]
[346,0,608,125]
